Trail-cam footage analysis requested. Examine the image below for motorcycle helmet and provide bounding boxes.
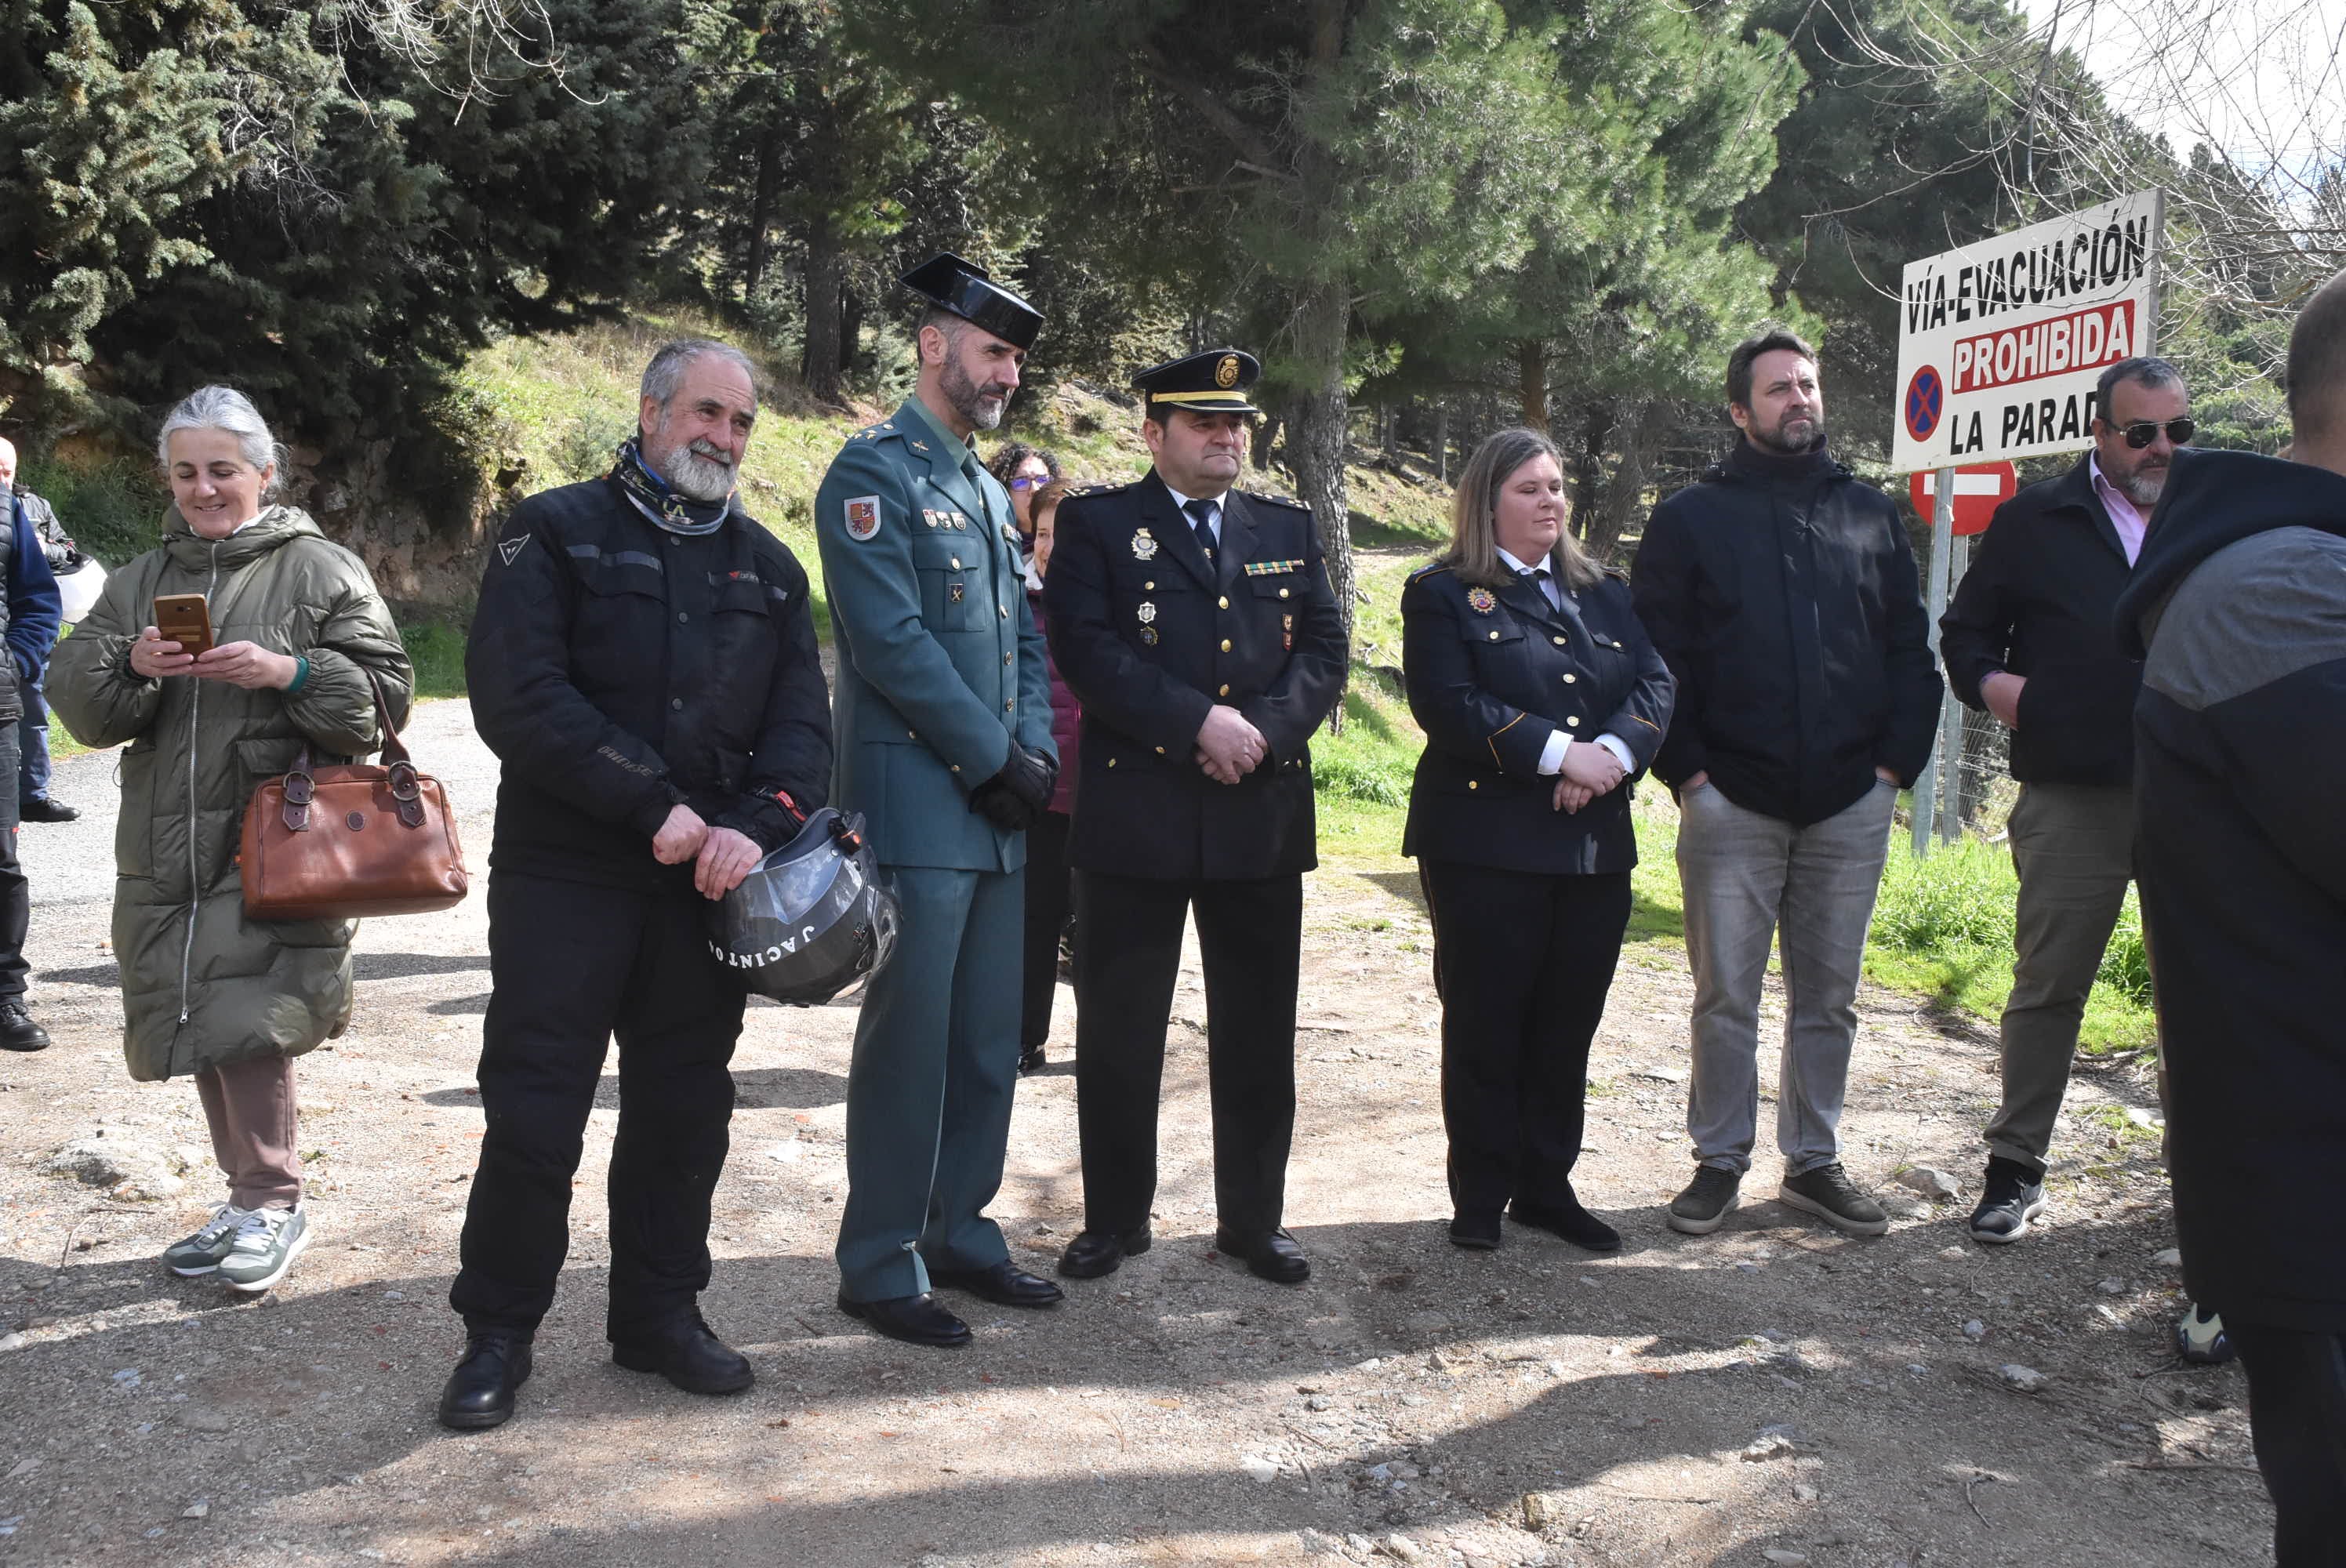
[707,808,899,1005]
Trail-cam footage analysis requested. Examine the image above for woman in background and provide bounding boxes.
[987,441,1062,550]
[1399,428,1672,1253]
[1019,480,1079,1073]
[49,386,412,1293]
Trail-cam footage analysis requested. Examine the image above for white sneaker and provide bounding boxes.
[218,1207,310,1294]
[162,1204,254,1276]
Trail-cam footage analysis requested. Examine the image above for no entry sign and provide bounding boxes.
[1908,463,2017,536]
[1891,191,2163,473]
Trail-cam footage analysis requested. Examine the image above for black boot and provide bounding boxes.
[611,1310,755,1395]
[439,1333,532,1431]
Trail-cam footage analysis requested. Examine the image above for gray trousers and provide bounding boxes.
[1983,782,2134,1173]
[1678,779,1897,1175]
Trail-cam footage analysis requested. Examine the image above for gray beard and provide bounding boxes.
[2119,466,2165,508]
[942,356,1008,432]
[1749,416,1825,456]
[652,438,736,503]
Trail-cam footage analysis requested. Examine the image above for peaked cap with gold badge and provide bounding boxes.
[1135,348,1262,418]
[900,252,1044,351]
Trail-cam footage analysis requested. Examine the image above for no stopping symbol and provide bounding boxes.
[1904,365,1945,442]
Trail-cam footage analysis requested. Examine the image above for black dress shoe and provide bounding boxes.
[0,1002,49,1053]
[927,1258,1064,1308]
[439,1333,532,1431]
[1508,1198,1622,1254]
[1018,1044,1046,1075]
[18,799,77,824]
[838,1289,972,1348]
[1056,1225,1152,1279]
[1448,1212,1502,1250]
[1214,1225,1311,1285]
[610,1312,755,1394]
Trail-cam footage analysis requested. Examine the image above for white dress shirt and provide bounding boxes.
[1161,481,1224,548]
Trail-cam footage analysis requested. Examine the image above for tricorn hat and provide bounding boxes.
[1134,348,1261,416]
[900,252,1044,352]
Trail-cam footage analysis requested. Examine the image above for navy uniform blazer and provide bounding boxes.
[1044,472,1347,881]
[1400,561,1674,874]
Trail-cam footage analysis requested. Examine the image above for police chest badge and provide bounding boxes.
[845,495,882,540]
[1467,586,1497,614]
[1131,528,1159,561]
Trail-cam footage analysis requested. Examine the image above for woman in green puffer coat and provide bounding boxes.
[49,386,412,1294]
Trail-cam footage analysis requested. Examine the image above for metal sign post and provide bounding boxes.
[1912,469,1958,856]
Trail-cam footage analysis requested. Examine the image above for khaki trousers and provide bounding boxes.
[1984,782,2135,1173]
[194,1055,302,1210]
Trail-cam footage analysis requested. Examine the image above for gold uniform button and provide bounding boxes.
[1218,684,1230,697]
[950,764,961,774]
[1154,746,1166,755]
[1218,596,1229,609]
[1563,673,1578,684]
[1145,579,1156,590]
[950,557,962,569]
[1278,587,1290,599]
[1004,652,1013,666]
[1220,638,1232,652]
[1487,630,1500,641]
[907,730,917,740]
[1567,716,1581,727]
[1004,699,1015,712]
[1468,780,1479,790]
[1552,635,1566,644]
[1108,757,1118,768]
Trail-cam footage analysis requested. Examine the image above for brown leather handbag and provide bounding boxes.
[239,671,469,920]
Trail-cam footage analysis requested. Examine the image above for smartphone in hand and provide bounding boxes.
[152,593,216,657]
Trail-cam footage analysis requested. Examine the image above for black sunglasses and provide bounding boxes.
[2113,418,2195,448]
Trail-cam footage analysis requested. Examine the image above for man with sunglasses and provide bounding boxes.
[1941,355,2191,1245]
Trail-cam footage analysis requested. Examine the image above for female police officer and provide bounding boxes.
[1401,428,1673,1253]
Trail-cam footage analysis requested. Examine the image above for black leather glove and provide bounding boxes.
[968,744,1051,833]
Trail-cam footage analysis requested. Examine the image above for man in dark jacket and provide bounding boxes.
[1632,330,1941,1240]
[1940,358,2189,1243]
[0,437,78,823]
[2118,270,2346,1566]
[1044,349,1347,1286]
[0,485,60,1053]
[440,339,832,1430]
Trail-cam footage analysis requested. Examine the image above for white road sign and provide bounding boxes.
[1890,190,2164,473]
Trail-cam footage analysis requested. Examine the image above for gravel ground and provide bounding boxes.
[0,702,2272,1566]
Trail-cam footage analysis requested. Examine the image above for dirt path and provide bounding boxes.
[1,703,2270,1566]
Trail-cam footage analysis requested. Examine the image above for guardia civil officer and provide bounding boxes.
[1401,428,1673,1253]
[1043,350,1347,1285]
[443,339,833,1429]
[818,255,1062,1349]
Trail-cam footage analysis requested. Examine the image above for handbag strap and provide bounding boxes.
[278,669,421,833]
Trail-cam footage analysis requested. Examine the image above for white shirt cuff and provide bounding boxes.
[1536,729,1569,775]
[1595,733,1635,772]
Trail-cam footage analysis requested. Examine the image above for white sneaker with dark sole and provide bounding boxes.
[218,1207,310,1293]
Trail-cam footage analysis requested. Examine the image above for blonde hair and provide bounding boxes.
[1440,427,1600,592]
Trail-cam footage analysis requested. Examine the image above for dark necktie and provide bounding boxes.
[1520,564,1557,610]
[1183,497,1218,561]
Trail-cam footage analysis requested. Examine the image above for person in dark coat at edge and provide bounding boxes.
[1939,357,2192,1247]
[2115,267,2346,1566]
[1044,348,1347,1287]
[1400,427,1673,1254]
[1631,329,1942,1241]
[1019,478,1080,1074]
[438,339,833,1430]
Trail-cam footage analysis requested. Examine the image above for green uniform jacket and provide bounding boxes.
[46,507,412,1081]
[815,398,1054,870]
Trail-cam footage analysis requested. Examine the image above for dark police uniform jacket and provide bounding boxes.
[1400,563,1673,875]
[1044,473,1346,881]
[467,477,833,890]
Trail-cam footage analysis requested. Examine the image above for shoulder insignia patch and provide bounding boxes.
[844,495,882,541]
[496,532,530,567]
[1467,586,1497,614]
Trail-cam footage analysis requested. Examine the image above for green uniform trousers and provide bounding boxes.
[834,862,1024,1301]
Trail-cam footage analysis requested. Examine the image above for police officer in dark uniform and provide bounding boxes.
[1400,427,1672,1253]
[441,339,832,1429]
[1043,349,1347,1285]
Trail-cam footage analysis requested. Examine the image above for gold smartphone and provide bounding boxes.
[153,593,216,657]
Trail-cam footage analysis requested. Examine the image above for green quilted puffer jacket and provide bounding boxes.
[47,506,412,1081]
